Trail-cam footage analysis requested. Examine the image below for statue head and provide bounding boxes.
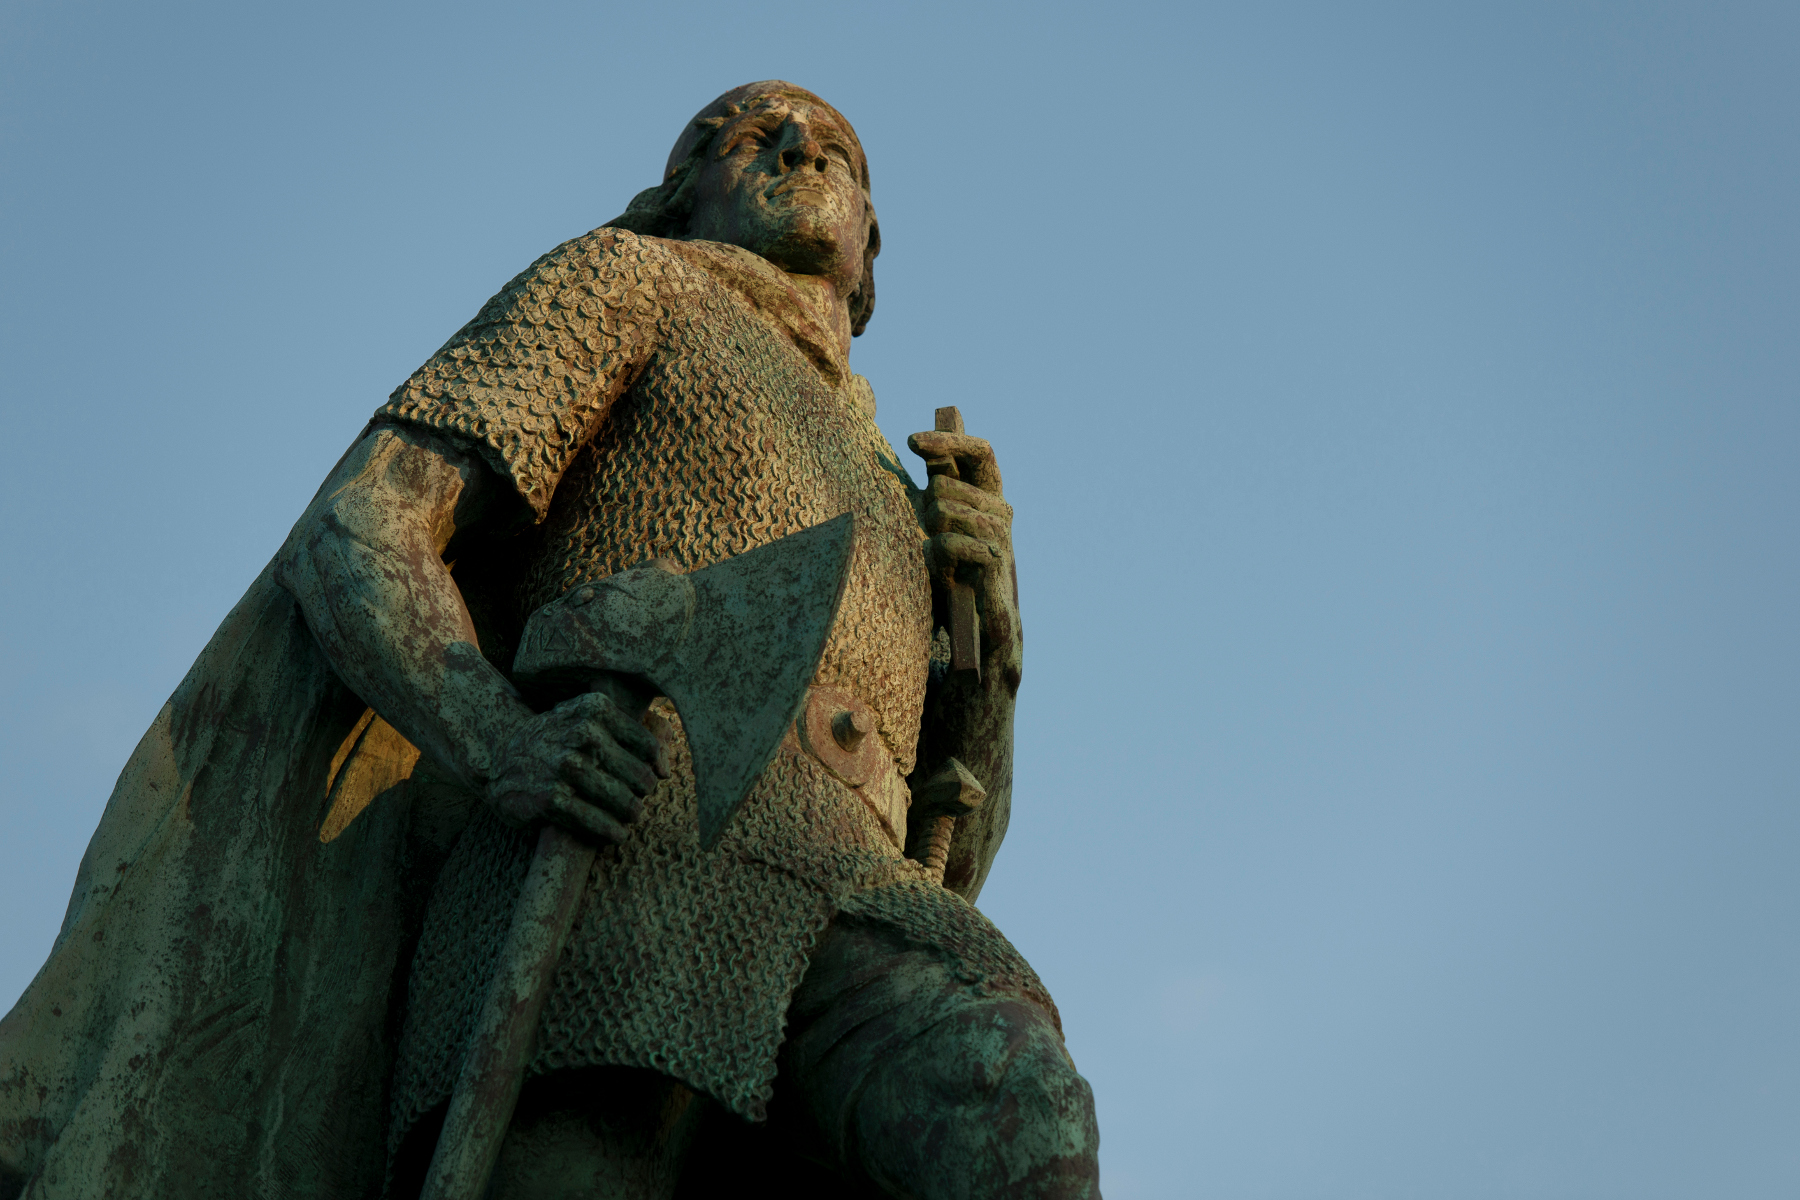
[608,82,880,336]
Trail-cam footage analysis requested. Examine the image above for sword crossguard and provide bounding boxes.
[910,757,985,885]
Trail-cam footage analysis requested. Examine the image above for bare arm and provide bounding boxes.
[906,431,1022,902]
[274,425,663,842]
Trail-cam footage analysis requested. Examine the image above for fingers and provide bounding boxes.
[558,752,645,823]
[925,473,1005,504]
[548,692,666,781]
[487,689,674,844]
[926,532,1003,576]
[907,430,992,465]
[546,786,630,844]
[596,696,670,779]
[907,431,1002,492]
[924,496,1010,543]
[926,472,1011,514]
[923,477,1009,562]
[553,695,663,808]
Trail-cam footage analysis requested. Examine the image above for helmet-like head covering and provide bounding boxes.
[607,81,880,335]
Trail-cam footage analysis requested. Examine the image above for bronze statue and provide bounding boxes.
[0,81,1101,1199]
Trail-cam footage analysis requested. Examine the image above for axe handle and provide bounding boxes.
[423,677,650,1200]
[421,824,593,1200]
[929,406,981,679]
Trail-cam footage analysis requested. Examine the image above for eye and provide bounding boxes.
[726,129,775,156]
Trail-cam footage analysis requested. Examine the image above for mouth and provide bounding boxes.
[767,180,832,207]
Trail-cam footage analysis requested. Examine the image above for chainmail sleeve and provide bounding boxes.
[374,227,672,520]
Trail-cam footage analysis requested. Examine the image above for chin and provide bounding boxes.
[756,216,854,280]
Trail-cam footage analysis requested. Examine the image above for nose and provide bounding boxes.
[779,137,828,175]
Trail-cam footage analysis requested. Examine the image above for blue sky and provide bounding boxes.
[2,3,1796,1196]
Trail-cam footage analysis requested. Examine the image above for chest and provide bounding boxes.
[516,283,930,638]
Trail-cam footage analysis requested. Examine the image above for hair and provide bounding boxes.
[603,82,880,336]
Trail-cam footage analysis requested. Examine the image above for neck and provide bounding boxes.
[779,271,853,359]
[663,238,854,384]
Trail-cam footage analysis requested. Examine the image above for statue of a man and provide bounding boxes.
[0,82,1100,1199]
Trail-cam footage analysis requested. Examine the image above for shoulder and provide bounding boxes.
[462,227,692,331]
[399,228,694,388]
[540,225,689,280]
[376,228,697,521]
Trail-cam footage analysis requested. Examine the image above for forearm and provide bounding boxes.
[274,430,531,793]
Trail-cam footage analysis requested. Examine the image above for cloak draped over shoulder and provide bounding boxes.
[0,227,1038,1200]
[0,557,447,1199]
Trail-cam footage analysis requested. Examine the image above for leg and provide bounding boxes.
[486,1066,704,1200]
[774,918,1102,1199]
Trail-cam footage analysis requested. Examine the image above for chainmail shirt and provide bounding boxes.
[375,229,1052,1151]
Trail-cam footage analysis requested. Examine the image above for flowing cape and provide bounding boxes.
[0,563,433,1199]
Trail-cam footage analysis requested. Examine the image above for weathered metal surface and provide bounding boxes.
[925,406,983,678]
[910,757,987,884]
[514,511,856,849]
[0,78,1080,1199]
[420,824,597,1200]
[423,516,854,1200]
[795,684,886,788]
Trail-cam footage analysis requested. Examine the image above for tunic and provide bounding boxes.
[374,229,1053,1148]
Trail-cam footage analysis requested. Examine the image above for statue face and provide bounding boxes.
[684,98,869,294]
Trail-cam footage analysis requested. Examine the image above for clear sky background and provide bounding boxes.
[2,3,1796,1197]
